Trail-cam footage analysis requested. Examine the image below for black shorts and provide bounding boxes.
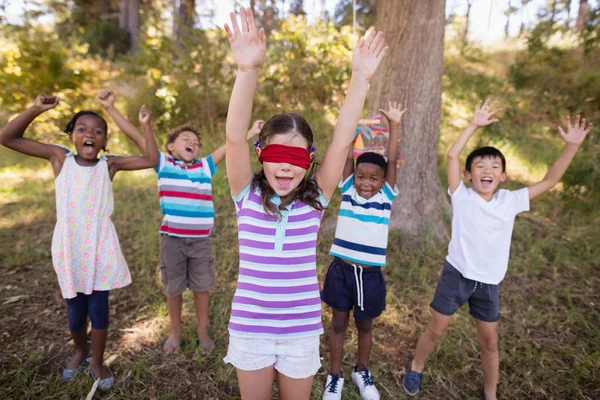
[430,261,500,323]
[321,257,386,321]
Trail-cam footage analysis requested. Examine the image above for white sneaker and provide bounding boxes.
[352,368,380,400]
[323,373,344,400]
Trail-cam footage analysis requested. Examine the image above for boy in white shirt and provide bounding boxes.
[402,99,593,400]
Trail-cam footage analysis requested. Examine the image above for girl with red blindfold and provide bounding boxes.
[223,7,388,399]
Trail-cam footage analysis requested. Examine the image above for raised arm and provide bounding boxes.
[98,88,147,153]
[211,119,263,166]
[315,30,388,200]
[108,105,159,178]
[527,115,592,200]
[224,7,267,196]
[380,101,407,185]
[342,146,355,181]
[447,99,502,194]
[0,95,68,176]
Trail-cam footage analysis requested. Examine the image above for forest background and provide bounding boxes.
[0,0,599,399]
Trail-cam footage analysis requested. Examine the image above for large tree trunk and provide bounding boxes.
[119,0,128,29]
[127,0,140,53]
[575,0,590,32]
[368,0,449,243]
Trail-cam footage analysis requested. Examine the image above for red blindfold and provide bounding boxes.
[258,144,311,170]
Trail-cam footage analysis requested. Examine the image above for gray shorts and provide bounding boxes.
[159,235,215,297]
[430,261,500,322]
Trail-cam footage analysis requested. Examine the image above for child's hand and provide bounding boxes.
[33,94,59,112]
[379,101,407,124]
[351,30,388,82]
[139,105,151,125]
[97,88,116,109]
[247,119,264,139]
[225,7,266,72]
[558,115,593,147]
[470,99,502,127]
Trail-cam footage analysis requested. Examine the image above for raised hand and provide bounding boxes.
[558,115,593,147]
[33,94,59,112]
[224,7,266,72]
[352,30,388,82]
[470,99,502,127]
[247,119,264,139]
[97,88,116,109]
[379,101,407,124]
[139,105,151,125]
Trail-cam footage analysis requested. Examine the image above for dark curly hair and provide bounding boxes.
[64,111,108,135]
[166,124,201,154]
[252,113,323,219]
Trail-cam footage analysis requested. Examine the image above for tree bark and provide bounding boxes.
[368,0,449,243]
[127,0,140,53]
[575,0,590,32]
[119,0,128,29]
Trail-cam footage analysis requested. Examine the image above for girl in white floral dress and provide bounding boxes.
[0,94,158,391]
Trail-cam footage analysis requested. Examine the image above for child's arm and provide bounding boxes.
[342,147,354,181]
[447,99,502,194]
[315,30,388,200]
[224,7,267,196]
[211,119,263,166]
[0,95,68,176]
[527,115,592,200]
[98,88,148,153]
[380,101,407,185]
[107,105,159,176]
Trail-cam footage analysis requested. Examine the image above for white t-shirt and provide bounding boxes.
[446,180,530,285]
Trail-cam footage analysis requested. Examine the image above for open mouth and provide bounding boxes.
[185,145,194,154]
[82,141,95,153]
[481,177,493,187]
[276,177,292,188]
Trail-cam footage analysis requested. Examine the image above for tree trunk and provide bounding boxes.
[368,0,449,243]
[575,0,590,32]
[463,0,474,45]
[127,0,140,53]
[119,0,128,29]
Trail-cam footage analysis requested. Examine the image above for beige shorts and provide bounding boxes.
[159,235,215,297]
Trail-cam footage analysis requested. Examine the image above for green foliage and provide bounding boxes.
[80,19,129,58]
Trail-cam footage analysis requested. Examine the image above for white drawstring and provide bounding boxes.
[352,264,364,311]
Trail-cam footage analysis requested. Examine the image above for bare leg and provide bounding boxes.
[355,318,373,371]
[66,325,89,369]
[277,370,315,400]
[237,366,276,400]
[475,319,499,400]
[89,328,110,379]
[164,294,183,354]
[411,309,452,372]
[193,291,212,346]
[328,309,350,376]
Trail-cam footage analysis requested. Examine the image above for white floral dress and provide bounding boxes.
[51,152,131,299]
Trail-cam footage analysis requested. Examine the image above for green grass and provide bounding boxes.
[0,141,598,399]
[1,48,599,399]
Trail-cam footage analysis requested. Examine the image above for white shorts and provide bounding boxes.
[223,334,322,379]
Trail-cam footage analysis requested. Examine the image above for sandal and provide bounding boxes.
[163,338,181,355]
[89,366,115,391]
[196,328,214,354]
[62,341,91,382]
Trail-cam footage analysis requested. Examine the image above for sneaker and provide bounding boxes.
[351,367,380,400]
[323,373,344,399]
[402,363,422,396]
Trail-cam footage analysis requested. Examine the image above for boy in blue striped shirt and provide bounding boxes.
[321,102,406,400]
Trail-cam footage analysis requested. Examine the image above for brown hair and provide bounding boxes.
[252,113,323,219]
[165,123,201,153]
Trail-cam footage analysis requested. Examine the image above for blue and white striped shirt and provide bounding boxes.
[329,174,398,267]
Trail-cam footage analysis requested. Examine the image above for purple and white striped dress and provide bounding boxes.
[229,182,329,339]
